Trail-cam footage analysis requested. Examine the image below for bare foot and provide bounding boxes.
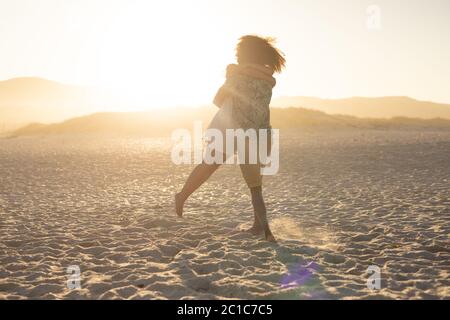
[265,230,277,243]
[245,225,264,236]
[175,193,185,217]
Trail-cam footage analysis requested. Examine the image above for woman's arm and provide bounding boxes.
[213,85,227,108]
[213,65,238,108]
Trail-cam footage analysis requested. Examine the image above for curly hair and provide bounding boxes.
[236,35,286,73]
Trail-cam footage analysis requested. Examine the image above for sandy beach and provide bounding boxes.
[0,130,449,300]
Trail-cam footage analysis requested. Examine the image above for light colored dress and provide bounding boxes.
[208,96,236,133]
[206,97,236,156]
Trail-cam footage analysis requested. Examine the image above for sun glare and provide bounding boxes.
[94,1,234,110]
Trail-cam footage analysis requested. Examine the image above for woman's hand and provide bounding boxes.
[226,64,238,79]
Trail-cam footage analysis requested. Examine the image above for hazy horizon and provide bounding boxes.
[1,0,450,109]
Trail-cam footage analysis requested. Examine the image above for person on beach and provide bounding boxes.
[175,35,285,242]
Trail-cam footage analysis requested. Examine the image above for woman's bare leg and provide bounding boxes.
[246,193,264,236]
[175,162,221,217]
[250,186,276,242]
[246,208,264,235]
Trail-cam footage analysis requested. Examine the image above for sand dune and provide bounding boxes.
[2,78,450,135]
[9,107,450,138]
[0,130,449,299]
[0,78,104,125]
[272,96,450,119]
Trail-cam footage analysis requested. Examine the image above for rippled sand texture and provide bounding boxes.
[0,130,449,300]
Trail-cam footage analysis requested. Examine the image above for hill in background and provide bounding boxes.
[0,77,117,130]
[10,106,450,138]
[2,77,450,136]
[272,96,450,119]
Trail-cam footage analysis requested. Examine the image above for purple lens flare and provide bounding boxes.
[280,261,319,289]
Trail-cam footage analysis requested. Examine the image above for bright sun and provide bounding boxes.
[94,1,234,110]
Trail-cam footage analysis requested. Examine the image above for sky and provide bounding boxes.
[1,0,449,108]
